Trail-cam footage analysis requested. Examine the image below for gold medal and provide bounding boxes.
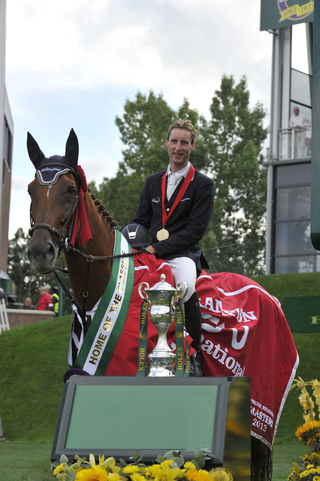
[156,228,169,241]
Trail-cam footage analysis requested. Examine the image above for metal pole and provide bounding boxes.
[0,0,6,269]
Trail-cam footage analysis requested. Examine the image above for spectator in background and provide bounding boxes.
[50,286,60,317]
[0,288,8,307]
[37,285,53,311]
[289,106,311,158]
[22,297,35,310]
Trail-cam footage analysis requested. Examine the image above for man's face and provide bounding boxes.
[294,107,299,116]
[166,128,195,172]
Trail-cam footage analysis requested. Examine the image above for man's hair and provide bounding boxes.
[167,120,198,145]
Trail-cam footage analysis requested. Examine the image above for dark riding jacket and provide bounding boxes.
[131,167,214,274]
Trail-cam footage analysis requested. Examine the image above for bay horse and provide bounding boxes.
[27,130,298,481]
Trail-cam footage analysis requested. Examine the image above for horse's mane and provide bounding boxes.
[87,187,118,228]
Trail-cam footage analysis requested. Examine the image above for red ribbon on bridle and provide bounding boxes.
[70,165,92,247]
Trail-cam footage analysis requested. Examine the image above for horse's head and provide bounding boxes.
[27,130,81,273]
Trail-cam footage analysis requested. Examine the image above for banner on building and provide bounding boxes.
[260,0,314,31]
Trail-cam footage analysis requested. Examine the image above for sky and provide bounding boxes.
[3,0,304,238]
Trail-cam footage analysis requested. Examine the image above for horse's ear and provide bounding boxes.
[65,129,79,169]
[27,132,45,169]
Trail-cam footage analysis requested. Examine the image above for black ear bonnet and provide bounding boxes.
[27,129,81,186]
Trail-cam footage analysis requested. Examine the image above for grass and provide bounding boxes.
[252,271,320,300]
[0,442,53,481]
[0,272,319,479]
[0,316,70,442]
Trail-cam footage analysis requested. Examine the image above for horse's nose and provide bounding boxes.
[28,237,57,273]
[28,240,55,262]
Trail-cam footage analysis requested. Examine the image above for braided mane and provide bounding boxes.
[87,187,118,228]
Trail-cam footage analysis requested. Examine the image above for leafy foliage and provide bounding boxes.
[200,75,268,275]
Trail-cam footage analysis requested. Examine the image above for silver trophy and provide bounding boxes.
[138,274,188,377]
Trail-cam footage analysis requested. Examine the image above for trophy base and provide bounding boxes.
[148,366,175,377]
[148,352,175,377]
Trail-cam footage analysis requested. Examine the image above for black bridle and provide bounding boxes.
[29,193,80,251]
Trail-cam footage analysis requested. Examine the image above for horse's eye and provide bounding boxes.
[66,186,77,195]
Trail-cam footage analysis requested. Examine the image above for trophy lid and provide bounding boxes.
[147,274,176,293]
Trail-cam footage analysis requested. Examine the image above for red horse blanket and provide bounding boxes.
[71,252,298,448]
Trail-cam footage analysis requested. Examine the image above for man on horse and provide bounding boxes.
[130,120,214,376]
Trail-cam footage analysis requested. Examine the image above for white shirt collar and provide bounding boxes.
[167,162,191,181]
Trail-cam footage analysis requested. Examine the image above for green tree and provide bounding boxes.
[200,75,268,276]
[7,228,72,312]
[94,92,204,227]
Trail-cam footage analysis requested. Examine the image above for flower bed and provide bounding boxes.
[288,378,320,480]
[50,450,233,481]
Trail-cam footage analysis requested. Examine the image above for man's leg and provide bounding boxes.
[166,257,202,376]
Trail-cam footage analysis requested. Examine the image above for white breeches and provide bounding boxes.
[165,257,197,302]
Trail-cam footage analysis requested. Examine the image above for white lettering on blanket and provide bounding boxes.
[200,297,257,323]
[251,398,274,432]
[200,335,245,376]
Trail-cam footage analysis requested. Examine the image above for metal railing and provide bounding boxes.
[279,126,312,161]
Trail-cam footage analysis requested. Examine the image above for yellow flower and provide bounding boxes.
[296,420,320,440]
[109,474,126,481]
[208,468,233,481]
[150,462,180,481]
[195,469,212,481]
[76,465,109,481]
[122,466,140,474]
[299,389,315,416]
[53,464,64,475]
[186,469,198,481]
[184,462,197,470]
[312,380,320,413]
[130,473,146,481]
[160,460,174,468]
[300,470,310,477]
[146,465,157,477]
[304,413,313,423]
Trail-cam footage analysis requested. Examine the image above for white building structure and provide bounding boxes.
[0,0,13,277]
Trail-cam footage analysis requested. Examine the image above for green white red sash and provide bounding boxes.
[74,230,134,375]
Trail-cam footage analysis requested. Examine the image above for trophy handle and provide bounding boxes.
[138,282,150,301]
[173,282,188,305]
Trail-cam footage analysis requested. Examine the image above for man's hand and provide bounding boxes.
[145,245,157,255]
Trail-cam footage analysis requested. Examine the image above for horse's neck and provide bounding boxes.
[65,192,115,311]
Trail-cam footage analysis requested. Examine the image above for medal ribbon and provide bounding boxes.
[161,165,195,228]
